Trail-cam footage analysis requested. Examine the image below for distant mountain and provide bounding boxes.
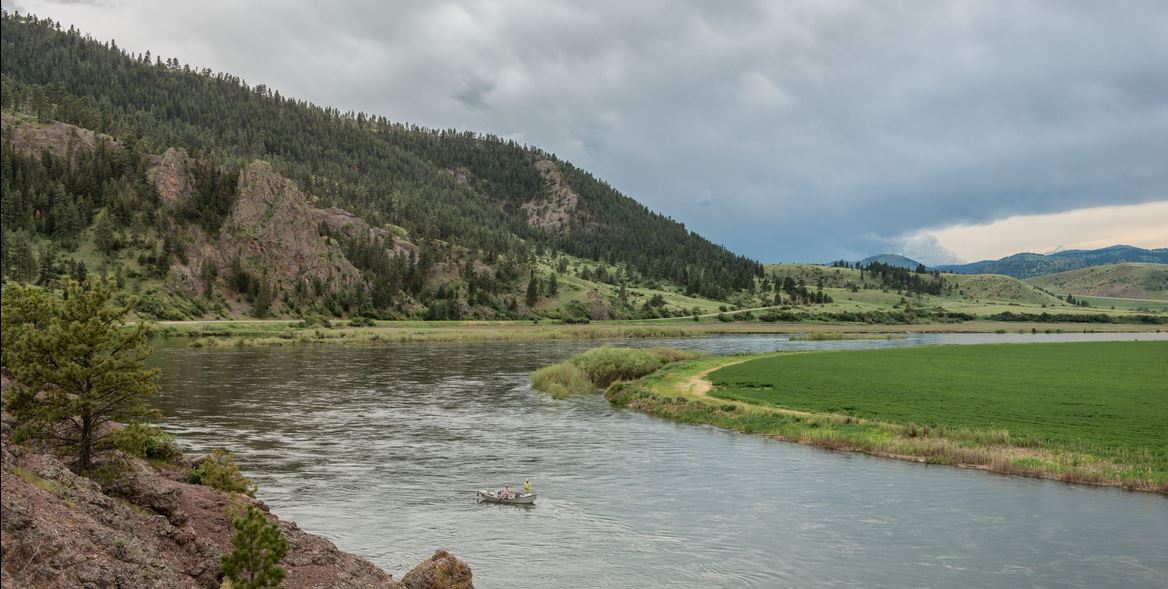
[937,245,1168,278]
[859,254,926,270]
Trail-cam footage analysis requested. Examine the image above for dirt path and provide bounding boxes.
[679,357,756,398]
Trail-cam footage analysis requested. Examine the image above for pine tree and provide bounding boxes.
[220,505,289,589]
[525,271,539,308]
[547,272,559,296]
[93,209,116,255]
[253,279,273,318]
[2,276,158,470]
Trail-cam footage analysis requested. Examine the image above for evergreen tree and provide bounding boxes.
[93,209,117,255]
[525,271,539,307]
[2,230,38,282]
[220,505,289,589]
[547,272,559,296]
[1,276,158,470]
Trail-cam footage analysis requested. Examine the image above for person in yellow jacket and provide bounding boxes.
[523,479,533,495]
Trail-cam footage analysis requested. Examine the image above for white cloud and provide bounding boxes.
[912,201,1168,263]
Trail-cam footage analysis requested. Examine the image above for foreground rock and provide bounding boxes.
[0,414,472,588]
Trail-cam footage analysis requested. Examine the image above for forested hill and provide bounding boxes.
[936,245,1168,279]
[0,12,760,313]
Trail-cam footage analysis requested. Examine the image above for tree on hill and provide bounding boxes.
[525,270,540,307]
[2,276,159,470]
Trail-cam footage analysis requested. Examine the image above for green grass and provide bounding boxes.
[1026,263,1168,301]
[594,341,1168,491]
[709,342,1168,471]
[12,466,63,493]
[1072,295,1168,312]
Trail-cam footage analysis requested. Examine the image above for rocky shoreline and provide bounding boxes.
[0,412,472,588]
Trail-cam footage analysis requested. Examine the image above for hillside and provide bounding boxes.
[0,12,760,319]
[1026,263,1168,301]
[937,245,1168,278]
[859,254,925,270]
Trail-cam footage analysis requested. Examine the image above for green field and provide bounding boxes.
[709,342,1168,470]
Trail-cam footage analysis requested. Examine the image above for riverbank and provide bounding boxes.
[600,342,1168,493]
[153,318,1165,348]
[0,408,474,588]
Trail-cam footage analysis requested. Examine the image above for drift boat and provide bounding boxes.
[477,489,537,505]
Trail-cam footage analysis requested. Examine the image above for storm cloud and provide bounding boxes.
[9,0,1167,262]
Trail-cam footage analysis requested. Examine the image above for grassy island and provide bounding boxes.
[590,341,1168,492]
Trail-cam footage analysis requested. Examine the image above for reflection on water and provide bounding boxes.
[151,333,1168,588]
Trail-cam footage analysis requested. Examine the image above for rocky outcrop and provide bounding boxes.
[218,161,365,306]
[0,412,474,588]
[399,550,473,589]
[146,147,196,208]
[309,207,418,258]
[521,160,577,233]
[0,112,118,159]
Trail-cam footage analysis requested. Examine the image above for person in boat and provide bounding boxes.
[500,483,513,499]
[523,479,532,495]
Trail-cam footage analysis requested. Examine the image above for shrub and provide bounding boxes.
[347,316,375,327]
[110,423,182,461]
[531,362,592,396]
[569,346,666,387]
[221,505,289,589]
[294,315,333,329]
[532,346,705,396]
[188,449,256,496]
[645,347,703,364]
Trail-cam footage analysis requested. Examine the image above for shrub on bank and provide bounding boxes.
[531,362,592,398]
[532,346,704,396]
[110,423,182,461]
[189,448,256,496]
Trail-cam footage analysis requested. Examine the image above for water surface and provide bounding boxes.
[152,332,1168,588]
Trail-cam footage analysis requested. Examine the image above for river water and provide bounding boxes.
[150,332,1168,588]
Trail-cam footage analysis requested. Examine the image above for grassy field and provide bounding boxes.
[602,341,1168,491]
[1071,295,1168,312]
[711,342,1167,467]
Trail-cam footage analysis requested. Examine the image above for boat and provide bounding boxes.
[477,489,537,505]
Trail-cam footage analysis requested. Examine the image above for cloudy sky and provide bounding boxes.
[7,0,1167,263]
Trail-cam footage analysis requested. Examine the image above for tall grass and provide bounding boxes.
[531,363,592,398]
[531,346,703,397]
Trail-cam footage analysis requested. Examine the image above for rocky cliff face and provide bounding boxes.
[521,160,577,233]
[146,147,196,208]
[184,160,367,313]
[0,412,473,588]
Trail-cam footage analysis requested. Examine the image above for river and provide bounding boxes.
[151,332,1168,588]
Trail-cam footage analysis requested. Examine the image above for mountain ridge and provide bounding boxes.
[0,11,761,319]
[937,245,1168,278]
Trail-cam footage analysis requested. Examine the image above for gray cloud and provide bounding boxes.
[10,0,1167,262]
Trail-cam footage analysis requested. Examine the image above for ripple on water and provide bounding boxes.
[150,333,1168,588]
